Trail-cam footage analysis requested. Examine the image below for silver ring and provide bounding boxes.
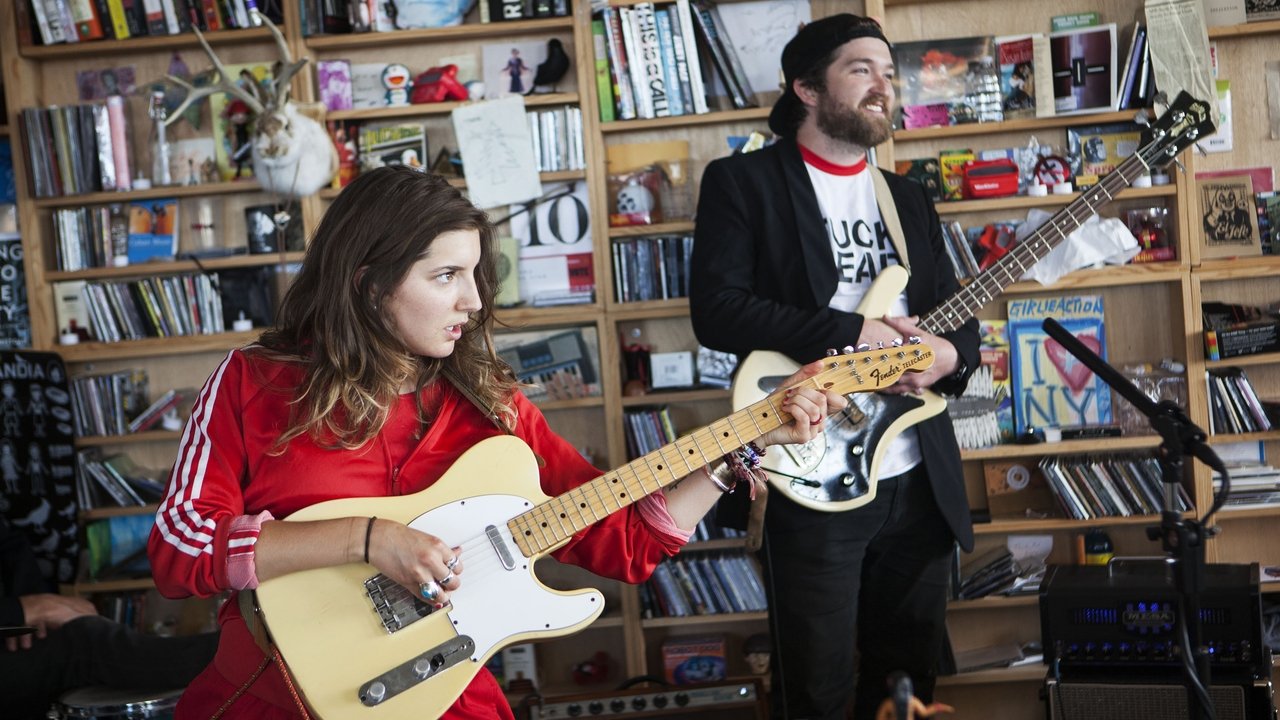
[446,556,458,570]
[440,572,455,586]
[419,580,442,602]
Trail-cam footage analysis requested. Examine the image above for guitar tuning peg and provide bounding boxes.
[842,345,856,354]
[1172,157,1186,175]
[908,336,922,344]
[891,338,904,347]
[826,348,839,357]
[875,341,885,350]
[1133,109,1151,127]
[856,343,871,352]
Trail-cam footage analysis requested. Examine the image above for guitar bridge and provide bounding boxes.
[365,574,443,634]
[358,635,476,706]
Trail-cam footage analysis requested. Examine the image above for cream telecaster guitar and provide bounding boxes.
[732,91,1214,512]
[253,343,933,719]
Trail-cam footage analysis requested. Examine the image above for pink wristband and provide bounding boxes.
[226,510,275,590]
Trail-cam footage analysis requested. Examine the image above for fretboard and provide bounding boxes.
[920,150,1155,335]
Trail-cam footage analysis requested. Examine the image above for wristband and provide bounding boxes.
[364,517,377,564]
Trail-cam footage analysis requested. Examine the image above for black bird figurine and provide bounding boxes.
[526,38,571,94]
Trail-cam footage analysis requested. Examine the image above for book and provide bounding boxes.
[1007,294,1113,435]
[0,233,31,349]
[1197,174,1263,260]
[689,0,756,110]
[493,326,601,401]
[349,62,389,109]
[316,59,353,112]
[1065,123,1142,186]
[893,35,998,127]
[509,182,594,306]
[1049,24,1117,115]
[895,158,943,202]
[208,62,273,181]
[126,198,179,263]
[358,122,428,172]
[994,34,1052,120]
[1198,79,1233,154]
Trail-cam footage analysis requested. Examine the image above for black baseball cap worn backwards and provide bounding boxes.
[768,14,892,136]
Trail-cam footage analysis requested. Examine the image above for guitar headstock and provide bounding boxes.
[802,339,936,396]
[1139,91,1216,167]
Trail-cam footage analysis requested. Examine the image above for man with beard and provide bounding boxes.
[688,14,979,720]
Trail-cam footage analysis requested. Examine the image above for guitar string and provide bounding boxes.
[360,352,918,602]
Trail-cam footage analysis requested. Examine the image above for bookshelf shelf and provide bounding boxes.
[894,109,1150,142]
[493,304,601,327]
[62,577,156,595]
[535,396,606,411]
[75,430,182,448]
[45,252,304,282]
[599,106,771,134]
[1207,19,1280,39]
[682,538,748,552]
[935,664,1045,686]
[1216,505,1280,520]
[608,221,694,238]
[947,595,1039,612]
[621,388,730,407]
[0,124,8,135]
[1196,256,1280,281]
[303,17,575,50]
[326,92,578,122]
[81,504,160,521]
[935,185,1176,216]
[960,436,1161,461]
[971,512,1190,536]
[607,299,691,320]
[31,181,265,209]
[993,263,1185,294]
[55,329,261,362]
[1205,351,1280,370]
[1208,430,1280,445]
[640,611,768,629]
[316,170,587,199]
[19,27,276,59]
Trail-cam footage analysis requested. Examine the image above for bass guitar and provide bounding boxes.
[253,342,934,718]
[731,91,1214,512]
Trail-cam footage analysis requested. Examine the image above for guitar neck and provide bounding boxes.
[919,152,1152,336]
[508,392,791,557]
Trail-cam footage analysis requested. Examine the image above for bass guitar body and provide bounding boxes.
[731,266,946,512]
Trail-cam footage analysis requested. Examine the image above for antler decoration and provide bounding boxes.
[163,11,305,127]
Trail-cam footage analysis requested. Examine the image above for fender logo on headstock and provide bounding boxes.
[868,349,934,387]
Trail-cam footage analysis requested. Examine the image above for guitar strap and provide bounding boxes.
[444,367,547,468]
[869,165,912,275]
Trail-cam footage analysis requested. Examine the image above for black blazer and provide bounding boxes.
[689,138,979,550]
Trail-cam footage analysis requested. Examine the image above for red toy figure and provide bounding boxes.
[410,65,468,104]
[223,98,254,179]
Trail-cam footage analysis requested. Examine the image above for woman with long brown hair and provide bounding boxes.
[147,166,843,718]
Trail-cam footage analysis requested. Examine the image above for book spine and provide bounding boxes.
[590,19,616,124]
[68,0,106,40]
[48,106,76,197]
[703,1,755,106]
[654,9,684,117]
[632,3,670,118]
[618,7,652,119]
[31,0,63,45]
[600,8,636,121]
[673,0,708,113]
[106,96,131,191]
